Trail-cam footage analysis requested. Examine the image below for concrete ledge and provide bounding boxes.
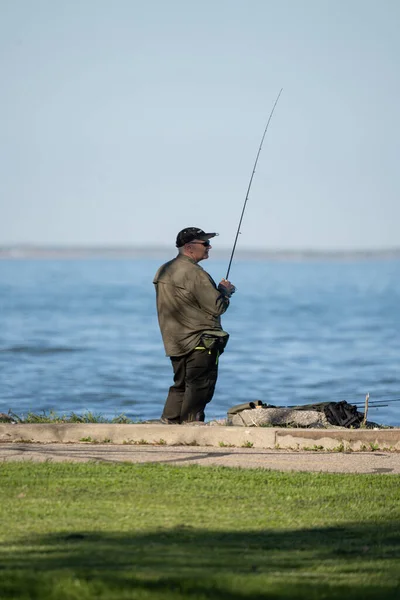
[0,424,399,451]
[275,428,400,451]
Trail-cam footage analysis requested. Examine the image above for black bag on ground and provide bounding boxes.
[292,401,364,428]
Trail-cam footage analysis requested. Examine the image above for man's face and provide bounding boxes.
[186,239,212,262]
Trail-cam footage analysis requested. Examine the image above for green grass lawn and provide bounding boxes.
[0,462,399,599]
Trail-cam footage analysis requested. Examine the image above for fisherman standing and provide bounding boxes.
[153,227,236,424]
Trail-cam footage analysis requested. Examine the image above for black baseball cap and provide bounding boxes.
[176,227,218,248]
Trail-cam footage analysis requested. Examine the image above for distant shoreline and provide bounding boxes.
[1,246,400,261]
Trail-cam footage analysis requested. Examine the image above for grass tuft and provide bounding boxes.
[4,410,137,424]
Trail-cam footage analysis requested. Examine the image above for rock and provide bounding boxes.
[0,413,13,423]
[227,407,330,428]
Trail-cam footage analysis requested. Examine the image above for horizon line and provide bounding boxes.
[1,243,400,251]
[1,244,400,259]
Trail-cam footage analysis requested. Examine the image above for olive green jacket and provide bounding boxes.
[153,254,230,357]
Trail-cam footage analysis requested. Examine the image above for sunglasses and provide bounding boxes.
[190,240,211,247]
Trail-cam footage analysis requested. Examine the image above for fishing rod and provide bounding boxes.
[225,88,283,280]
[355,398,400,407]
[353,403,389,409]
[350,397,400,412]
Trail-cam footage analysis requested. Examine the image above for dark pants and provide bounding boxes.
[162,347,220,423]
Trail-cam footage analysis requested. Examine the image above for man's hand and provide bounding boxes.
[218,279,236,297]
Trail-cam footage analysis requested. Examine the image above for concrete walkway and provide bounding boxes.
[1,424,400,474]
[1,442,399,473]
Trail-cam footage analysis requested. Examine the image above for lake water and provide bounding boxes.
[0,257,399,425]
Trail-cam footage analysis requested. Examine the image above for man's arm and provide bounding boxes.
[192,269,231,317]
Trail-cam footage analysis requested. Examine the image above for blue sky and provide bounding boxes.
[1,0,399,250]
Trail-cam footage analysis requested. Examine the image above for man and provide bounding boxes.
[153,227,236,424]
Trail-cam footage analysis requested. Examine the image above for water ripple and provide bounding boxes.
[0,346,85,355]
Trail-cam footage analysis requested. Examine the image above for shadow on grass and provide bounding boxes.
[1,523,400,599]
